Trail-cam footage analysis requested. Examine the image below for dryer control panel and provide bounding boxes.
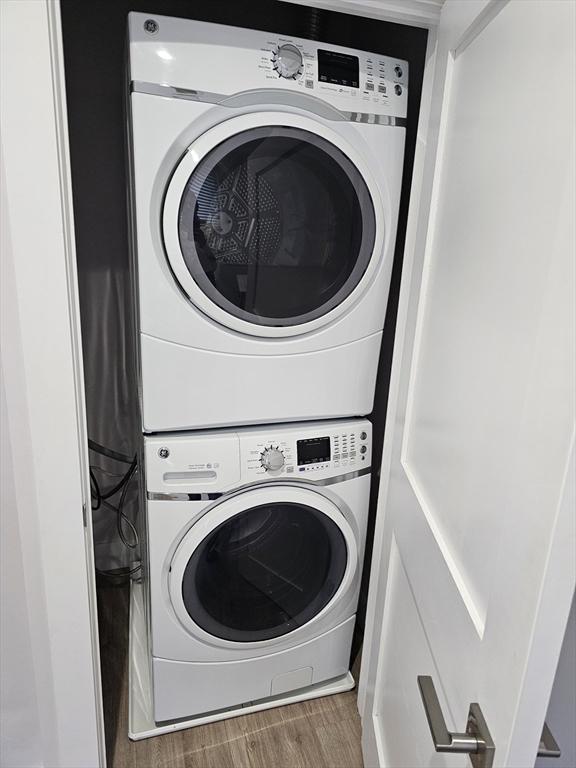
[129,12,408,120]
[145,419,372,496]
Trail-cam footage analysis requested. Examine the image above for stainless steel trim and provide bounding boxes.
[130,80,407,127]
[131,80,222,104]
[538,722,561,758]
[147,465,371,500]
[310,466,372,486]
[343,112,407,127]
[417,676,495,768]
[147,491,223,501]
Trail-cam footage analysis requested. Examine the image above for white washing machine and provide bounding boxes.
[127,13,408,432]
[144,419,371,722]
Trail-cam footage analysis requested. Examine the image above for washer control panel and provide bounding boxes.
[145,419,372,495]
[242,420,372,481]
[129,13,408,119]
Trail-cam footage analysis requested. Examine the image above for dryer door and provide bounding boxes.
[163,112,382,338]
[168,485,358,646]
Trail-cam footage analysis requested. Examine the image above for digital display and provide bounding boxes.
[297,437,331,465]
[318,49,359,88]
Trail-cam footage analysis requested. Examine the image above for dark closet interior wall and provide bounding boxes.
[61,0,427,652]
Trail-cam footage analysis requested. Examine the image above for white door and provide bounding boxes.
[359,1,575,767]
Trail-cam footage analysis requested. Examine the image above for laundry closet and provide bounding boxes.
[61,0,428,756]
[1,1,573,767]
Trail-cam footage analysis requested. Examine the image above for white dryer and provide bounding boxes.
[144,419,371,722]
[127,13,408,431]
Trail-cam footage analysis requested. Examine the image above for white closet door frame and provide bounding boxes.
[0,1,105,766]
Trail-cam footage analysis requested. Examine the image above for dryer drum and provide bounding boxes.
[180,502,348,643]
[177,126,376,326]
[196,163,282,266]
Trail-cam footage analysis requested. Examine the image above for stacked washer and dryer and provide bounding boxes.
[126,11,407,734]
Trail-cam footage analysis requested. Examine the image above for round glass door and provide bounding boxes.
[176,125,376,327]
[180,501,348,642]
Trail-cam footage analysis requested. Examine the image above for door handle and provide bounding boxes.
[417,676,495,768]
[537,721,561,758]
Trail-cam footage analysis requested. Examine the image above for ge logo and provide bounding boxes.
[144,19,159,35]
[158,447,170,459]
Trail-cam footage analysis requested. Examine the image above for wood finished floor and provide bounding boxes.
[98,582,364,768]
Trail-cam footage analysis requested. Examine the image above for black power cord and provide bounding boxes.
[88,438,133,465]
[89,440,140,580]
[99,455,137,501]
[90,465,139,547]
[96,564,141,577]
[114,459,138,549]
[90,468,102,510]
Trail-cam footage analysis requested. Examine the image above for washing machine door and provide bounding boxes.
[168,485,358,646]
[162,112,382,338]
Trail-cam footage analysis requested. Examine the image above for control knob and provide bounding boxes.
[260,446,285,472]
[272,44,303,79]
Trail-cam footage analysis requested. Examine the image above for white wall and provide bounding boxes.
[0,1,104,765]
[0,163,43,768]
